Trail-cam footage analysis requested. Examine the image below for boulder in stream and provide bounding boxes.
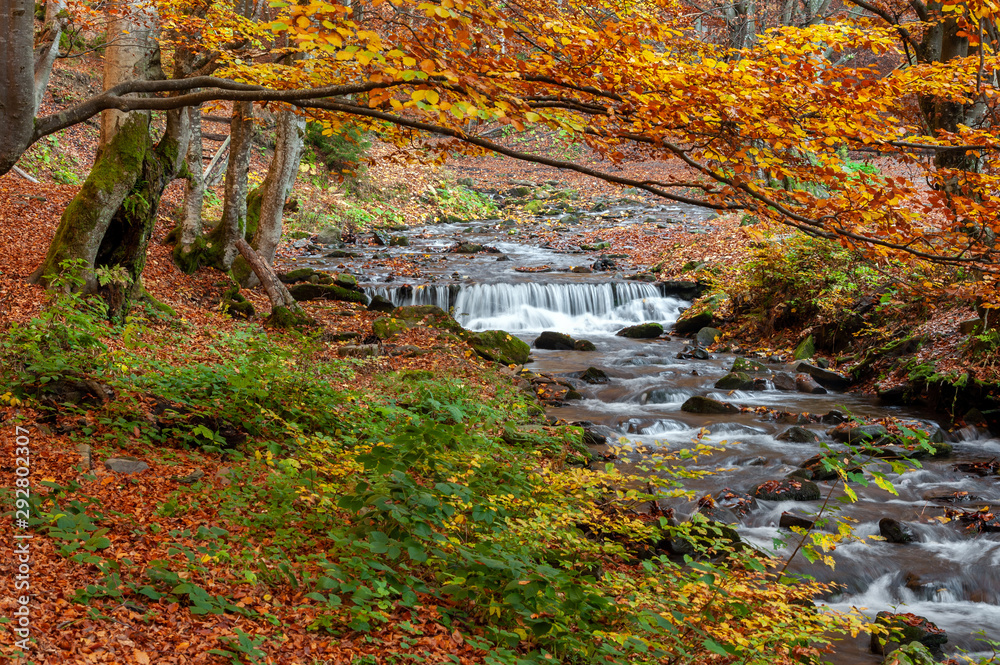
[879,517,915,543]
[714,372,756,391]
[795,374,827,394]
[289,283,369,305]
[367,295,395,312]
[779,512,814,530]
[776,426,821,443]
[870,612,947,659]
[681,395,740,414]
[752,478,821,501]
[830,422,888,443]
[792,361,852,390]
[534,331,577,350]
[731,357,769,373]
[771,372,797,391]
[616,322,664,339]
[574,339,597,351]
[579,367,610,384]
[696,326,723,346]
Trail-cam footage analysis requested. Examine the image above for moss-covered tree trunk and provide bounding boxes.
[234,107,304,287]
[203,101,254,270]
[174,106,207,272]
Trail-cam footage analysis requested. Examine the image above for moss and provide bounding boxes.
[280,268,318,283]
[467,330,531,365]
[244,186,263,241]
[163,225,182,246]
[267,305,314,328]
[288,283,368,304]
[372,317,410,340]
[392,305,467,336]
[172,235,208,274]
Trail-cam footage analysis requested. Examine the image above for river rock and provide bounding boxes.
[771,372,797,391]
[696,326,723,346]
[793,335,815,360]
[574,339,597,351]
[879,517,914,543]
[579,367,610,384]
[879,641,938,665]
[289,283,369,305]
[779,512,814,530]
[795,374,827,394]
[616,322,663,339]
[673,311,714,334]
[870,612,947,659]
[799,453,860,481]
[534,331,577,350]
[467,330,531,365]
[389,235,409,247]
[792,361,852,390]
[104,457,149,474]
[367,295,395,312]
[732,357,769,373]
[316,225,341,244]
[681,395,740,414]
[830,422,888,443]
[592,257,617,271]
[752,478,821,501]
[715,372,755,391]
[714,488,759,519]
[776,426,821,443]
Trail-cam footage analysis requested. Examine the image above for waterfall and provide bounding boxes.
[367,285,453,311]
[453,282,686,333]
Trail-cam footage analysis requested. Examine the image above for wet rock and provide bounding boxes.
[776,426,821,443]
[496,255,510,261]
[570,266,592,273]
[772,372,797,391]
[673,311,714,334]
[924,490,979,503]
[793,335,815,360]
[714,372,755,391]
[626,272,657,282]
[574,339,597,351]
[795,374,827,394]
[616,322,663,339]
[696,326,723,346]
[870,612,947,659]
[565,390,584,400]
[800,454,841,481]
[879,517,914,543]
[791,361,851,390]
[467,330,531,365]
[450,242,499,254]
[316,225,341,244]
[779,513,814,530]
[367,295,395,312]
[372,230,390,246]
[289,283,369,305]
[389,235,409,247]
[579,367,610,384]
[830,422,888,443]
[680,395,740,414]
[752,478,821,501]
[953,459,1000,476]
[821,410,848,424]
[713,489,759,519]
[104,457,149,474]
[534,331,577,350]
[880,641,938,665]
[334,273,358,289]
[592,257,617,271]
[324,249,358,258]
[731,357,769,373]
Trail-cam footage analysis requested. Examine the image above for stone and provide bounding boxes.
[579,367,610,384]
[680,395,740,414]
[467,330,531,365]
[830,423,888,443]
[713,489,759,519]
[173,469,205,485]
[337,344,380,358]
[795,374,827,394]
[870,612,947,659]
[772,372,797,391]
[592,257,617,271]
[879,517,914,543]
[696,326,723,346]
[316,225,341,244]
[673,311,714,334]
[792,361,852,390]
[389,235,409,247]
[574,339,597,351]
[104,457,149,474]
[779,512,814,530]
[534,331,577,350]
[880,641,938,665]
[616,322,664,339]
[793,335,816,360]
[367,295,395,313]
[776,426,821,443]
[334,273,358,289]
[714,372,755,391]
[752,479,821,501]
[278,268,319,283]
[570,266,592,273]
[288,283,369,305]
[731,357,769,373]
[77,444,92,471]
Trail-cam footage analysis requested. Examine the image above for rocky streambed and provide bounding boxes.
[284,186,1000,664]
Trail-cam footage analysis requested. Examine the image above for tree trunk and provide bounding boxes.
[100,2,158,149]
[235,107,304,286]
[234,238,311,326]
[33,0,67,112]
[174,106,206,272]
[0,0,37,175]
[204,101,254,270]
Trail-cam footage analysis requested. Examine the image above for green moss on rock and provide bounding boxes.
[468,330,530,365]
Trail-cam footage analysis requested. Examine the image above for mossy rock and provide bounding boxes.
[673,311,714,335]
[399,369,435,382]
[392,305,466,336]
[616,322,664,339]
[732,357,768,373]
[794,335,816,360]
[696,326,723,346]
[752,479,821,501]
[289,283,369,304]
[372,317,411,340]
[574,339,597,351]
[367,295,395,312]
[334,273,358,289]
[579,367,610,384]
[279,268,320,284]
[467,330,530,365]
[714,372,754,390]
[680,396,740,414]
[266,305,314,328]
[535,331,577,350]
[389,236,409,247]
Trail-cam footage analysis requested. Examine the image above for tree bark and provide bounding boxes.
[235,108,304,286]
[0,0,37,175]
[33,0,67,113]
[234,238,301,312]
[204,101,254,270]
[174,105,206,271]
[100,1,158,149]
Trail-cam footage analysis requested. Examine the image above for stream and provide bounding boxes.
[291,192,1000,663]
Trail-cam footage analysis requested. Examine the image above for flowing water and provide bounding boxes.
[299,195,1000,663]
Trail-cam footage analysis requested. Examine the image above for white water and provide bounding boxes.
[452,282,685,334]
[367,285,452,311]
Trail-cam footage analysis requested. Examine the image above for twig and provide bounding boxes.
[12,166,39,184]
